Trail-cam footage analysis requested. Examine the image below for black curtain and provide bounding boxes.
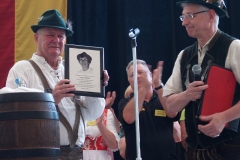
[67,0,240,112]
[67,0,174,110]
[67,0,240,159]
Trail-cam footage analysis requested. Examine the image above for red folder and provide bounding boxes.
[199,65,238,131]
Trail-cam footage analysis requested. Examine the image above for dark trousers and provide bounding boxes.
[185,139,240,160]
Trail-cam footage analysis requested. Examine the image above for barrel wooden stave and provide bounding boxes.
[0,93,60,160]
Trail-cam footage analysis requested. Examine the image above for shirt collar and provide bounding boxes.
[198,30,219,52]
[128,90,158,102]
[32,53,63,71]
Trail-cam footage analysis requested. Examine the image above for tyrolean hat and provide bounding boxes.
[176,0,229,18]
[31,9,73,36]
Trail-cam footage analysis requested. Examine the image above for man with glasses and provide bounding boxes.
[163,0,240,159]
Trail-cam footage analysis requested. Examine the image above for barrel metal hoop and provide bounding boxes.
[0,111,59,121]
[0,92,54,102]
[0,148,60,158]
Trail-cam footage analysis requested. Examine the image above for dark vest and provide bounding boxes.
[180,31,240,149]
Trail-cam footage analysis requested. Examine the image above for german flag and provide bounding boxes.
[0,0,67,88]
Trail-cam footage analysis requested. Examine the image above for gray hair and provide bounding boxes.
[126,59,150,75]
[36,28,67,38]
[36,28,43,34]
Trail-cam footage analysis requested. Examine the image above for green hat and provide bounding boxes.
[176,0,229,18]
[31,9,73,36]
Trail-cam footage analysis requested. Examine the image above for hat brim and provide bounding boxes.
[176,1,226,18]
[31,25,73,36]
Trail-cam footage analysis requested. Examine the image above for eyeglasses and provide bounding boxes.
[179,10,209,21]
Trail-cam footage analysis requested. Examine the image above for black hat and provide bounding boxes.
[176,0,229,18]
[31,9,73,36]
[77,52,92,63]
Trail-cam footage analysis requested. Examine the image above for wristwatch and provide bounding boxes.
[155,85,162,90]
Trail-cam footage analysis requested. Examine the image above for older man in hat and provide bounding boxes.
[6,9,109,159]
[163,0,240,159]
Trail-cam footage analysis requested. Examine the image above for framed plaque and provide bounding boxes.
[64,44,104,97]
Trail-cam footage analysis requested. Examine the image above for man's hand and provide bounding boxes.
[105,91,116,109]
[186,81,208,102]
[52,79,75,104]
[198,112,226,138]
[152,61,163,88]
[103,70,110,86]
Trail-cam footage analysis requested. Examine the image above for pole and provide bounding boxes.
[128,28,142,160]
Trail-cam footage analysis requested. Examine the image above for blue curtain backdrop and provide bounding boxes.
[67,0,240,159]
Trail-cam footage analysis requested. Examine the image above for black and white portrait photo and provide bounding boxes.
[64,44,104,97]
[77,52,93,74]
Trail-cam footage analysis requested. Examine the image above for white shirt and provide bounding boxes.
[77,67,94,74]
[6,53,105,146]
[163,35,240,97]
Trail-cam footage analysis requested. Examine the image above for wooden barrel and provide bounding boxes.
[0,92,60,160]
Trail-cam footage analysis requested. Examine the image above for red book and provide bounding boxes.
[199,65,238,131]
